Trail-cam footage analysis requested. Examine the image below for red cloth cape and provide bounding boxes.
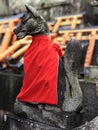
[17,35,63,105]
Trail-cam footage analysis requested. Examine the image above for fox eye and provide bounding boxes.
[21,14,25,20]
[21,13,32,23]
[21,14,25,18]
[26,19,37,29]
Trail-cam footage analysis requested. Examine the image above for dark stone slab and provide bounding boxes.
[0,71,23,111]
[79,81,98,122]
[73,116,98,130]
[3,114,62,130]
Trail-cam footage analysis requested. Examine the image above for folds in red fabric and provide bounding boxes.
[17,35,63,105]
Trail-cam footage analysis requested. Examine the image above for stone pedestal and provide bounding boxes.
[2,81,98,130]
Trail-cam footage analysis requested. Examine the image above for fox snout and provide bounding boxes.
[13,23,22,35]
[13,28,18,35]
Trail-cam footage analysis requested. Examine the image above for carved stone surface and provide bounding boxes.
[13,4,83,115]
[2,81,98,130]
[11,40,83,129]
[3,114,62,130]
[11,5,96,129]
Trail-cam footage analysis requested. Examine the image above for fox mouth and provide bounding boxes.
[17,32,26,40]
[14,27,27,40]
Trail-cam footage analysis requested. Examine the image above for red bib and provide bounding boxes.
[17,35,63,105]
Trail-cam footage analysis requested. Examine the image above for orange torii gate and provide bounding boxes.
[52,12,85,33]
[0,12,85,54]
[0,12,95,68]
[3,28,98,68]
[0,36,31,62]
[0,14,22,54]
[49,12,85,40]
[53,28,98,67]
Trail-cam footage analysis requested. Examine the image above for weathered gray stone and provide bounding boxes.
[85,66,98,79]
[4,81,96,130]
[73,116,98,130]
[1,80,98,130]
[3,113,62,130]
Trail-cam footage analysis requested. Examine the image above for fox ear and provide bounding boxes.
[25,4,42,18]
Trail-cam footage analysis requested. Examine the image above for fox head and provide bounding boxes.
[14,5,50,39]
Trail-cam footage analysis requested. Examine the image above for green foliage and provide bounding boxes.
[84,77,95,82]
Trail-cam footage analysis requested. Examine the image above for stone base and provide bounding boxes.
[2,81,98,130]
[3,114,62,130]
[13,101,83,129]
[3,112,84,130]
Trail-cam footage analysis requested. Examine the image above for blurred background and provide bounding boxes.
[0,0,98,24]
[0,0,88,20]
[0,1,98,129]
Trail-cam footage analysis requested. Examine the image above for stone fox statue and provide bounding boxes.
[13,4,83,129]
